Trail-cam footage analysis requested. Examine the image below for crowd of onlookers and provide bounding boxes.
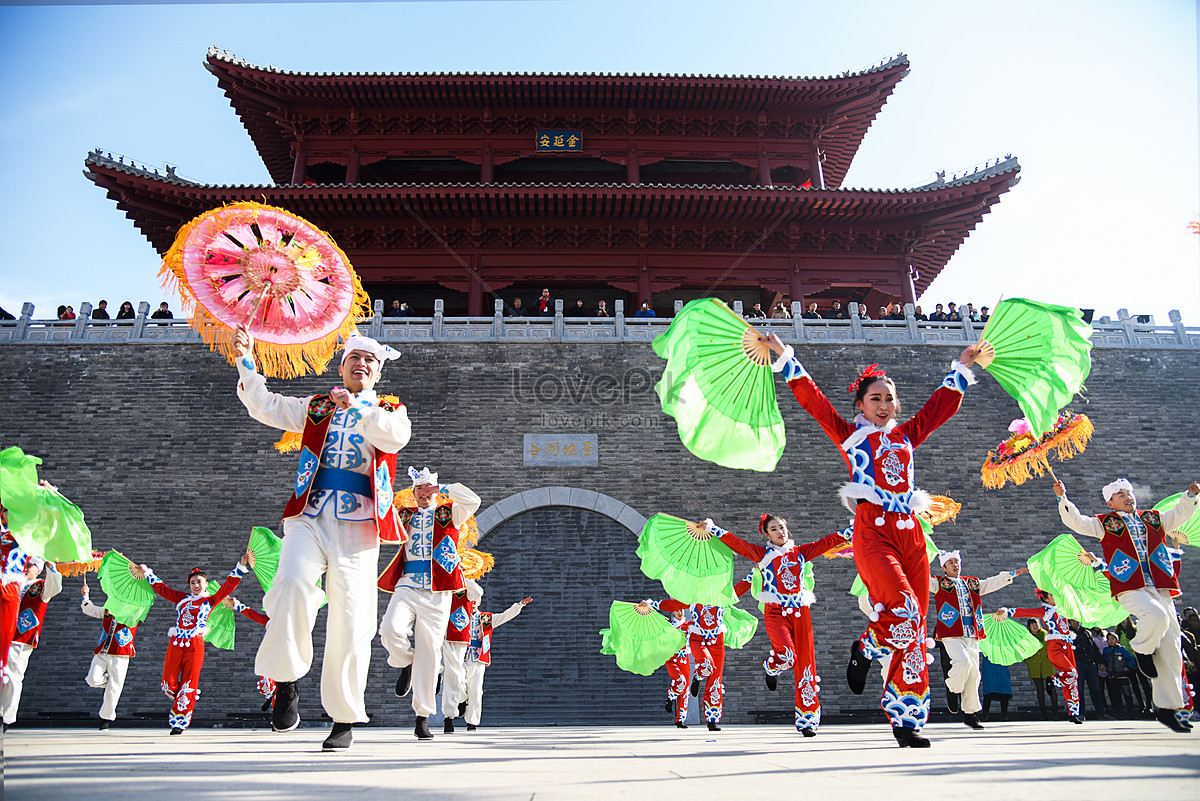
[0,300,175,323]
[746,299,992,323]
[965,607,1200,723]
[382,289,659,320]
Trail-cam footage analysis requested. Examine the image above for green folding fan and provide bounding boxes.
[652,298,786,472]
[722,605,759,650]
[97,550,155,627]
[1026,533,1128,628]
[974,298,1093,438]
[247,524,325,610]
[204,580,236,651]
[0,446,93,562]
[1153,493,1199,547]
[602,601,687,676]
[979,615,1043,666]
[637,513,736,607]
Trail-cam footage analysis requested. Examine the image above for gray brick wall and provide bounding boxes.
[1,341,1197,727]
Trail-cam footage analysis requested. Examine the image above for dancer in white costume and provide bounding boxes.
[439,577,482,733]
[0,559,61,729]
[462,592,532,729]
[377,467,480,739]
[235,325,410,750]
[80,580,138,729]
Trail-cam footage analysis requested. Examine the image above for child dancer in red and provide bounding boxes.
[704,513,850,736]
[133,552,251,733]
[764,334,978,747]
[995,589,1082,724]
[641,598,730,731]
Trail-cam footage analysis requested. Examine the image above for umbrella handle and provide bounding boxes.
[244,283,273,327]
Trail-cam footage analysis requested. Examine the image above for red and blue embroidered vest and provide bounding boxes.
[1096,510,1178,597]
[281,394,404,543]
[933,576,985,640]
[377,503,465,593]
[13,579,51,648]
[94,613,137,658]
[444,590,476,643]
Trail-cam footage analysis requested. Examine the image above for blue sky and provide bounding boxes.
[0,0,1196,322]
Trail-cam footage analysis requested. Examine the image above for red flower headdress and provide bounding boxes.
[758,512,771,535]
[848,363,888,395]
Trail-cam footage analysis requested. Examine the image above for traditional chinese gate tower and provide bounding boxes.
[86,48,1019,316]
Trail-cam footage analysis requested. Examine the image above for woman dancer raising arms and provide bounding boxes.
[762,334,978,747]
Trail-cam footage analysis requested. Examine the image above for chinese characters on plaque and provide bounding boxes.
[524,434,598,467]
[535,130,583,152]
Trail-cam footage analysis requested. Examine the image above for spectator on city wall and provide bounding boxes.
[829,300,848,320]
[116,301,135,320]
[928,303,947,322]
[980,305,991,323]
[913,305,928,321]
[770,302,791,319]
[746,302,767,319]
[92,300,110,320]
[946,302,961,322]
[535,288,555,317]
[802,303,822,320]
[594,300,610,318]
[385,299,404,318]
[633,301,655,318]
[151,302,173,325]
[507,298,527,317]
[568,299,588,317]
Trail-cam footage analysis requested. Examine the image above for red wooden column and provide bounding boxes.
[901,263,918,307]
[291,139,308,185]
[758,151,773,187]
[637,255,651,304]
[482,142,494,184]
[789,259,807,306]
[627,149,640,184]
[346,146,360,184]
[468,256,483,317]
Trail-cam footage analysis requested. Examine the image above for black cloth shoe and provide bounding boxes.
[947,690,961,714]
[169,728,184,735]
[261,698,273,713]
[690,676,700,697]
[964,714,984,730]
[801,728,817,738]
[765,673,778,691]
[707,722,721,732]
[271,681,300,732]
[466,724,477,731]
[1180,717,1194,731]
[444,718,454,734]
[1134,651,1158,678]
[675,721,688,729]
[2,723,7,733]
[665,698,674,713]
[395,666,413,698]
[99,720,110,731]
[1155,708,1190,733]
[892,726,930,748]
[415,716,434,740]
[1068,715,1084,724]
[846,640,870,696]
[458,701,467,717]
[322,722,353,750]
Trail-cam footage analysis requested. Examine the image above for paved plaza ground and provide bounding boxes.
[3,720,1198,800]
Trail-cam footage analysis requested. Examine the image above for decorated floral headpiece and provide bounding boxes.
[758,512,771,535]
[848,363,889,395]
[187,567,207,582]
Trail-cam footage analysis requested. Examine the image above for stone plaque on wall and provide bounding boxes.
[523,434,597,467]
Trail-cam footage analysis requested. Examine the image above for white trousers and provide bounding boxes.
[942,636,983,714]
[441,640,469,717]
[379,586,451,717]
[85,653,131,721]
[1,643,33,724]
[464,660,487,726]
[1117,586,1186,709]
[254,507,379,724]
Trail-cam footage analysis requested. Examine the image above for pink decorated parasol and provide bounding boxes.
[160,202,370,378]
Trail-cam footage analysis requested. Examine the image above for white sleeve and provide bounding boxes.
[235,358,310,433]
[42,564,63,601]
[1058,496,1105,540]
[978,571,1016,596]
[353,402,412,454]
[80,597,105,619]
[445,483,482,529]
[1159,491,1199,533]
[465,579,483,602]
[490,601,526,629]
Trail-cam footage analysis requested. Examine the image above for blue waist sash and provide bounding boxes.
[404,559,432,576]
[312,468,372,497]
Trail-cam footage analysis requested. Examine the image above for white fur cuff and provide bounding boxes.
[771,345,795,373]
[950,360,978,386]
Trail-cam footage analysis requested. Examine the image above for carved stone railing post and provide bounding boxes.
[132,301,150,338]
[74,302,93,340]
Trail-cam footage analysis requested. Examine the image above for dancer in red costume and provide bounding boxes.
[223,596,276,711]
[81,580,139,730]
[640,598,733,731]
[703,513,850,736]
[763,334,978,747]
[0,494,31,693]
[131,552,251,733]
[662,607,693,728]
[994,589,1083,724]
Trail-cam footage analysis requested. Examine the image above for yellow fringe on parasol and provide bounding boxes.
[55,550,106,577]
[273,396,400,453]
[160,201,371,379]
[981,412,1093,489]
[459,548,495,580]
[822,541,854,558]
[919,495,962,527]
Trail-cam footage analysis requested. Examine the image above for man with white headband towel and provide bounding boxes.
[1053,476,1198,733]
[235,325,411,750]
[377,466,480,740]
[930,549,1026,730]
